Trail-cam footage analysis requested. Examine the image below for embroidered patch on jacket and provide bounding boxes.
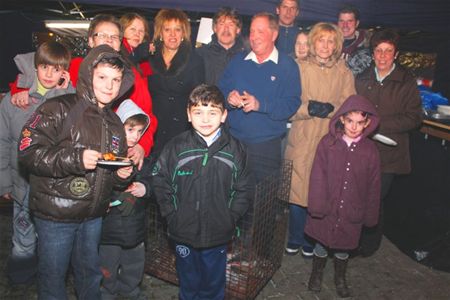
[111,136,120,153]
[177,169,193,176]
[28,114,41,129]
[19,137,32,151]
[22,128,32,138]
[69,177,91,197]
[175,245,190,258]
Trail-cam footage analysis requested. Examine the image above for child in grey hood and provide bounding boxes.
[100,99,152,299]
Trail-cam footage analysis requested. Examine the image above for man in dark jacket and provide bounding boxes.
[196,7,246,85]
[17,45,135,299]
[152,84,251,300]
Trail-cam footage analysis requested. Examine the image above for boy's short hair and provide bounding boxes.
[188,84,226,112]
[34,41,71,70]
[213,7,243,29]
[124,114,149,128]
[93,56,125,72]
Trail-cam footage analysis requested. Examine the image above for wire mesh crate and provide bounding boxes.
[145,160,292,299]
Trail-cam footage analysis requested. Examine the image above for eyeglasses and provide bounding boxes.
[92,32,121,42]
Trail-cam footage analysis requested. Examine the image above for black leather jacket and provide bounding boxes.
[18,45,135,222]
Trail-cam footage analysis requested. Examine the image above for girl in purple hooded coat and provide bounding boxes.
[305,94,381,297]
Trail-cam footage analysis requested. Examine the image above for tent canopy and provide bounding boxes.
[69,0,450,33]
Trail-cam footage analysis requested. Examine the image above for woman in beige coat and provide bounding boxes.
[284,22,356,257]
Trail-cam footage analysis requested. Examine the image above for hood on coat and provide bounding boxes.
[77,45,134,107]
[116,99,150,134]
[329,94,379,138]
[14,52,36,89]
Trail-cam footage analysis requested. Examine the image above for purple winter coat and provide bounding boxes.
[305,95,381,250]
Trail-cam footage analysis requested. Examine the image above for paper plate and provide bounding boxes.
[97,160,132,166]
[372,133,398,146]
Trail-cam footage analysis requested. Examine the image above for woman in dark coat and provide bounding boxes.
[305,94,381,297]
[148,9,205,156]
[355,29,422,257]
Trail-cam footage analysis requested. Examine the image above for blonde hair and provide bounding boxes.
[120,13,150,42]
[308,22,343,61]
[153,9,191,44]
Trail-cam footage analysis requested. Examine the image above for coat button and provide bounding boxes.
[168,96,174,101]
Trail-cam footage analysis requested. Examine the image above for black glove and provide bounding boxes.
[117,192,137,216]
[308,100,335,118]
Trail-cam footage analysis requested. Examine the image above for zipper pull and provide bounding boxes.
[202,152,209,166]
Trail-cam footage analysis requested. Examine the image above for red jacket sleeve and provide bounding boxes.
[69,57,83,87]
[128,67,157,156]
[9,75,28,95]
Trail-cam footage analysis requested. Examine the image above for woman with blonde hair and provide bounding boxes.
[284,21,355,295]
[148,8,205,157]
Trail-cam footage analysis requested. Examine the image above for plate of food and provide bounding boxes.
[97,153,132,166]
[372,133,397,146]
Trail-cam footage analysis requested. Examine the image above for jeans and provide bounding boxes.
[314,242,349,260]
[175,243,227,300]
[244,137,282,184]
[287,204,312,248]
[12,188,36,258]
[34,217,103,300]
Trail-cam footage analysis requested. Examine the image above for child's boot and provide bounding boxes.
[308,255,327,292]
[334,257,351,298]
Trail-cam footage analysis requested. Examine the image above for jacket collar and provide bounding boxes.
[208,34,245,54]
[151,41,191,77]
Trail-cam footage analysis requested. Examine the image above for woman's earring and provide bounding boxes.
[160,37,163,41]
[181,37,184,41]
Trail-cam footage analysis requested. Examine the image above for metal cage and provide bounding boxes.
[145,160,292,299]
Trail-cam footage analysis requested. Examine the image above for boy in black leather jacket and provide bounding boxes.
[152,84,251,300]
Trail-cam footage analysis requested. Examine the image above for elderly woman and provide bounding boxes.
[148,9,205,156]
[355,29,422,257]
[119,13,158,160]
[284,22,355,280]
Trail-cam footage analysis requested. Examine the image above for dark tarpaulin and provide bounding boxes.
[70,0,450,32]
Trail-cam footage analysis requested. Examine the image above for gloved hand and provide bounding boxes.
[308,100,335,118]
[117,192,137,216]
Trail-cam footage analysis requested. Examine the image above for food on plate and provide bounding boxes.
[102,152,117,161]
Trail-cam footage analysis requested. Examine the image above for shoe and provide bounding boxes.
[334,257,351,298]
[285,244,301,255]
[301,246,314,258]
[308,255,327,292]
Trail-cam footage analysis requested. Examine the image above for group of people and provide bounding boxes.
[0,0,423,299]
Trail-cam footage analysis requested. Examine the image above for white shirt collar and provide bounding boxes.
[245,47,279,64]
[375,63,396,83]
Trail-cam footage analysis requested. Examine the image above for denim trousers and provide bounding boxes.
[174,243,227,300]
[34,216,103,300]
[12,188,37,258]
[244,137,282,185]
[287,203,312,248]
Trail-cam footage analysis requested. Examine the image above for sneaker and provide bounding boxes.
[285,244,301,255]
[301,245,314,258]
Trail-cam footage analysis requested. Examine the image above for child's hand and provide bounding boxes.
[11,90,32,109]
[128,144,145,170]
[116,165,133,179]
[56,70,71,89]
[82,149,101,170]
[125,182,146,198]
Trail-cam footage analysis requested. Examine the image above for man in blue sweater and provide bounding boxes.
[219,12,301,184]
